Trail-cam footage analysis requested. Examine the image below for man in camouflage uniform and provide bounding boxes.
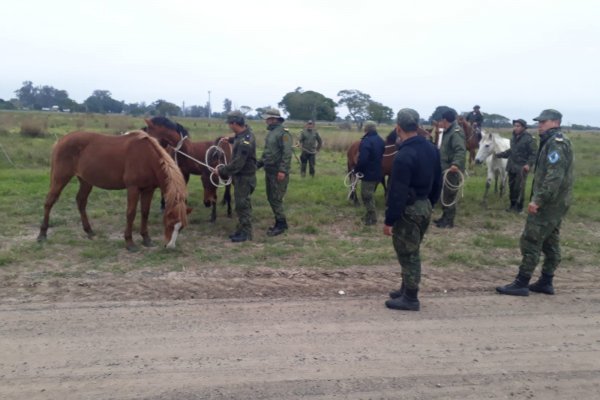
[257,108,293,236]
[497,109,573,296]
[435,109,466,228]
[298,120,322,177]
[217,111,257,243]
[355,120,385,225]
[384,109,442,311]
[495,118,538,213]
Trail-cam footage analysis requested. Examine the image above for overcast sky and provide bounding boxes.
[2,0,599,126]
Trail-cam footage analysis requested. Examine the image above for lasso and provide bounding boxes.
[440,168,465,207]
[172,137,232,188]
[344,169,364,200]
[383,144,398,157]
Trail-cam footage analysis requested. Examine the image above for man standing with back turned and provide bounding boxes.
[299,120,322,177]
[257,108,293,236]
[496,109,573,296]
[355,120,385,225]
[384,109,442,311]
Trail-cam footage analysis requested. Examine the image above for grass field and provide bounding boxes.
[0,110,599,281]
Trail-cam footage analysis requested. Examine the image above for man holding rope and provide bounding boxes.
[384,109,442,311]
[298,120,322,177]
[217,111,257,243]
[495,118,538,213]
[435,109,466,229]
[355,120,385,226]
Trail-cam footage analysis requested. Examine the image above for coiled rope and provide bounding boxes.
[172,136,232,188]
[344,169,364,200]
[440,168,465,207]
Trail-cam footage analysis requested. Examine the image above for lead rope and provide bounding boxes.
[344,169,364,200]
[172,136,232,188]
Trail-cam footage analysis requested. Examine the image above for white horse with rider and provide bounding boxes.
[475,131,510,206]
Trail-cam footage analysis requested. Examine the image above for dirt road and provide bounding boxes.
[2,287,600,400]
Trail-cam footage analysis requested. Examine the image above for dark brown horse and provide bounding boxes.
[37,130,189,251]
[144,117,232,222]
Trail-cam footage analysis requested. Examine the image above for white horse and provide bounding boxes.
[475,131,510,206]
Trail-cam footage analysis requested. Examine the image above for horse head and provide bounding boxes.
[474,131,494,164]
[144,116,184,149]
[163,203,192,249]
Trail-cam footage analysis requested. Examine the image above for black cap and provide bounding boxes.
[512,118,527,128]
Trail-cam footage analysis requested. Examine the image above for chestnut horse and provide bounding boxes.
[37,130,189,251]
[144,117,232,222]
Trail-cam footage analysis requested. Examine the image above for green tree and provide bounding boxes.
[14,81,78,110]
[223,98,232,113]
[279,88,337,121]
[367,101,394,124]
[337,89,371,130]
[151,99,181,117]
[84,90,123,114]
[484,113,511,128]
[0,99,16,110]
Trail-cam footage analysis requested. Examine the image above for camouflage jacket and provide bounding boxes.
[220,128,256,177]
[440,121,466,171]
[260,123,293,174]
[531,128,573,217]
[299,129,322,153]
[496,130,538,173]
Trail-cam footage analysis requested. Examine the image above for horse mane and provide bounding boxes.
[385,129,397,145]
[137,131,188,227]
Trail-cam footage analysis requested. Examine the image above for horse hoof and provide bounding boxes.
[142,239,155,248]
[126,244,139,252]
[36,234,47,243]
[86,231,96,239]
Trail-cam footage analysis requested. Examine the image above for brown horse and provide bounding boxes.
[37,130,189,251]
[144,117,232,222]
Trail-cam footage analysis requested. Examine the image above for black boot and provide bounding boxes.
[506,201,516,212]
[228,230,241,239]
[389,282,405,299]
[267,219,288,237]
[436,218,454,229]
[385,288,420,311]
[230,231,251,243]
[496,272,531,296]
[529,272,555,295]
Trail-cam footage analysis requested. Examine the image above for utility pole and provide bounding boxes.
[208,90,211,119]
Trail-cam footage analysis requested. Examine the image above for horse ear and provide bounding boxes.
[144,118,152,127]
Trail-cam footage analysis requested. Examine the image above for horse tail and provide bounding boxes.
[143,133,189,227]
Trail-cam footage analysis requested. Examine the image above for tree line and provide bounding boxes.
[1,81,597,130]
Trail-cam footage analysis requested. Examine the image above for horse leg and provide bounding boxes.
[140,188,156,247]
[211,201,217,223]
[38,173,73,241]
[482,178,491,208]
[125,187,140,251]
[223,185,232,218]
[76,178,95,238]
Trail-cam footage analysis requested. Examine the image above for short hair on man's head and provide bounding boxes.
[226,111,245,126]
[441,109,457,123]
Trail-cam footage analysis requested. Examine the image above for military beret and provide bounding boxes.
[396,108,420,131]
[533,109,562,122]
[512,118,528,128]
[363,120,377,131]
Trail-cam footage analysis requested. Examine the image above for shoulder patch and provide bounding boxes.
[282,135,289,142]
[555,136,564,142]
[548,150,560,164]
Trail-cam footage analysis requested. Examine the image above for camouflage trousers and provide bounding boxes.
[519,212,565,277]
[233,175,256,237]
[300,152,316,176]
[507,170,528,208]
[361,180,379,224]
[441,171,461,222]
[265,172,289,221]
[392,199,432,290]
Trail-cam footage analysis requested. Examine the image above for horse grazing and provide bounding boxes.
[475,131,510,206]
[144,117,232,222]
[37,130,189,251]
